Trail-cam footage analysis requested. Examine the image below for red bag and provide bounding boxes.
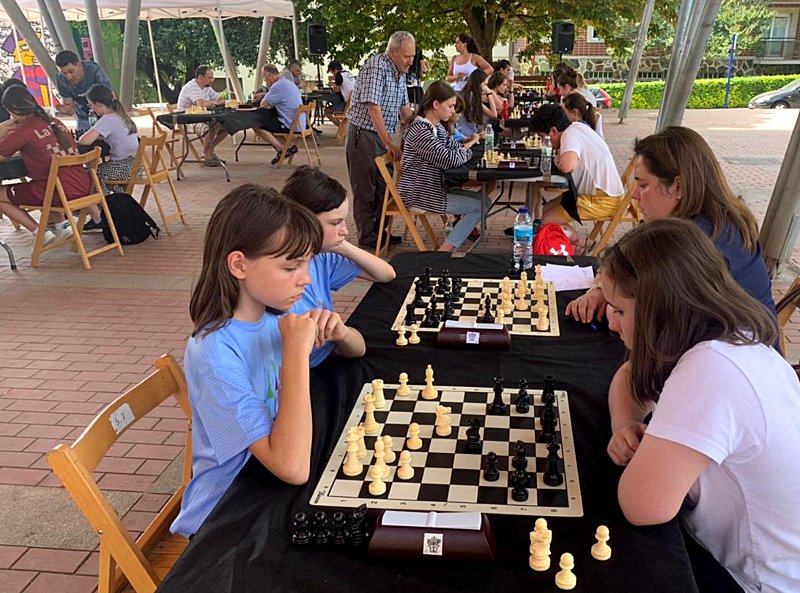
[533,223,574,256]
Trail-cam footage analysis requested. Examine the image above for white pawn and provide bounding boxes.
[382,435,396,464]
[408,323,421,345]
[342,428,362,476]
[497,306,506,326]
[421,364,438,400]
[407,422,423,450]
[369,439,389,479]
[368,472,386,496]
[372,379,386,409]
[555,553,577,590]
[591,525,611,561]
[396,450,414,480]
[363,394,380,434]
[357,425,367,460]
[396,372,411,396]
[396,326,408,346]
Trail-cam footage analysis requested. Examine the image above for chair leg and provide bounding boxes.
[416,216,437,251]
[275,135,292,168]
[149,186,171,235]
[235,129,247,162]
[375,207,389,257]
[165,177,187,225]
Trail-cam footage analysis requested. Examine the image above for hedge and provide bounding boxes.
[600,75,798,109]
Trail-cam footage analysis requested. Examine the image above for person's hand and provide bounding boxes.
[607,422,647,466]
[278,312,317,356]
[565,286,606,323]
[385,140,401,162]
[478,130,487,140]
[307,309,349,347]
[466,133,480,145]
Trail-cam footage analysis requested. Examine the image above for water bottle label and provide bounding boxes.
[513,227,533,242]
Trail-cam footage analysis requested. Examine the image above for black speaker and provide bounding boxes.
[308,24,328,56]
[551,22,575,54]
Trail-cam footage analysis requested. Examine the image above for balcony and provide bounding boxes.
[751,37,800,60]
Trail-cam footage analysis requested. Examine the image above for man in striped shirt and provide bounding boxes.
[346,31,416,248]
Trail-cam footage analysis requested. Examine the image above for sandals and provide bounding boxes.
[271,145,300,166]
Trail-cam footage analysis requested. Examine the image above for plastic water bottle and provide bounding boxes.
[88,110,98,127]
[513,207,534,271]
[484,124,494,154]
[541,135,552,178]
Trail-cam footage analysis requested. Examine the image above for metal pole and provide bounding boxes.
[656,0,694,131]
[254,16,274,93]
[760,113,800,274]
[146,19,163,105]
[723,34,737,109]
[34,0,63,53]
[119,0,141,109]
[618,0,656,123]
[209,18,244,102]
[84,0,109,72]
[658,0,723,129]
[291,6,300,60]
[0,0,59,82]
[42,0,80,55]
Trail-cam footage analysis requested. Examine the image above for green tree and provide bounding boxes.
[704,0,773,57]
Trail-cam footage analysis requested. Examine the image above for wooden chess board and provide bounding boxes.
[310,382,583,517]
[391,277,560,337]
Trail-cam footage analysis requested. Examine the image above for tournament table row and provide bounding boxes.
[156,252,699,593]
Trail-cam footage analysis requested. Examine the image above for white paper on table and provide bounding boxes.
[541,264,595,292]
[381,511,482,530]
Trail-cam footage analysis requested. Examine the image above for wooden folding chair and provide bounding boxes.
[374,153,446,257]
[167,103,204,162]
[776,275,800,359]
[334,96,351,144]
[31,147,124,270]
[585,157,641,256]
[48,355,191,593]
[273,102,321,168]
[146,108,181,171]
[105,134,186,235]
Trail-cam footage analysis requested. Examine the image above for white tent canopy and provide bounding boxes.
[2,0,295,21]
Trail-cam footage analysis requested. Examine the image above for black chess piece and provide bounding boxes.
[483,451,500,481]
[312,511,330,545]
[511,469,529,502]
[488,376,508,415]
[542,374,556,405]
[515,379,530,414]
[331,511,349,545]
[291,512,311,545]
[541,405,557,442]
[348,504,368,547]
[421,265,433,296]
[466,418,483,452]
[512,440,528,471]
[480,295,494,323]
[413,280,426,308]
[422,301,440,328]
[543,441,564,486]
[405,303,418,327]
[443,297,456,321]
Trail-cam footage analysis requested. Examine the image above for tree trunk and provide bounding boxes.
[461,5,503,62]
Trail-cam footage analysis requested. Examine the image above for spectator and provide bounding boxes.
[455,70,497,138]
[54,50,114,134]
[324,60,355,127]
[346,31,416,248]
[282,60,303,88]
[257,64,302,166]
[447,33,493,92]
[177,66,228,165]
[561,92,601,138]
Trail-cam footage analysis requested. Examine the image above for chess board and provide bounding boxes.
[310,382,583,517]
[390,277,560,337]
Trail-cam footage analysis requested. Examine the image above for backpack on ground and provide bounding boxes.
[533,223,574,256]
[100,193,160,245]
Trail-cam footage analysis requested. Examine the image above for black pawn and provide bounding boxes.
[291,512,311,545]
[422,301,439,328]
[405,303,417,327]
[488,376,508,415]
[543,441,564,486]
[466,418,483,452]
[413,280,426,308]
[541,405,557,442]
[542,375,556,405]
[515,379,530,414]
[512,440,528,471]
[331,511,349,545]
[483,451,500,481]
[312,511,330,545]
[511,469,529,502]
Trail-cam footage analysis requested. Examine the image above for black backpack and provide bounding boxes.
[100,193,160,245]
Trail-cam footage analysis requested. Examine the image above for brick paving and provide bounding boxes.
[0,107,798,592]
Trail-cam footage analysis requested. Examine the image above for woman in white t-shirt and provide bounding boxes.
[446,33,493,92]
[600,218,800,593]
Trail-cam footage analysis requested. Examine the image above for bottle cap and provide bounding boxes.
[519,207,529,213]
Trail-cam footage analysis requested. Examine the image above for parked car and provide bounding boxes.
[589,86,612,109]
[748,78,800,109]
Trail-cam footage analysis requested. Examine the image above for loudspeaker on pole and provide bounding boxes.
[551,22,575,55]
[308,24,328,56]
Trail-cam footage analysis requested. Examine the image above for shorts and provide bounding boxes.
[259,108,290,134]
[550,191,622,223]
[329,101,347,113]
[8,180,48,207]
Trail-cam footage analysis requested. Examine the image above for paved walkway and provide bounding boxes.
[0,107,798,593]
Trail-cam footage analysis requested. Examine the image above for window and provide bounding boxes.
[586,26,604,43]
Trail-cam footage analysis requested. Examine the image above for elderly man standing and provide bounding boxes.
[346,31,416,248]
[54,50,114,134]
[177,65,228,165]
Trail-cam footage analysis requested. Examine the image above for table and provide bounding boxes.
[155,112,231,182]
[156,252,698,593]
[0,141,111,182]
[305,90,338,126]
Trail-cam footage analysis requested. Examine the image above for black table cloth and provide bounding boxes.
[156,252,698,593]
[0,141,111,181]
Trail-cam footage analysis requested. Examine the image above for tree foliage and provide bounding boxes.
[704,0,774,57]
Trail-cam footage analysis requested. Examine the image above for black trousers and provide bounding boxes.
[345,125,388,246]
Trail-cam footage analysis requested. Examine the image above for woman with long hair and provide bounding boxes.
[486,71,513,114]
[447,33,493,92]
[398,81,486,252]
[600,218,799,593]
[456,70,497,138]
[0,85,90,245]
[561,92,600,137]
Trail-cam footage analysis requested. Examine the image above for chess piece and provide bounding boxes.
[348,505,368,547]
[406,422,423,450]
[488,376,508,414]
[435,405,452,436]
[369,439,389,479]
[515,379,530,413]
[511,469,529,502]
[536,308,549,332]
[543,375,556,404]
[479,295,494,323]
[331,511,349,545]
[368,472,386,496]
[397,372,411,396]
[372,379,386,409]
[541,406,558,443]
[534,518,553,545]
[413,281,426,308]
[342,428,363,476]
[512,440,528,471]
[291,512,311,545]
[396,326,408,346]
[483,451,500,481]
[363,394,380,434]
[404,303,417,327]
[421,364,438,400]
[519,271,528,295]
[357,425,367,460]
[466,418,483,452]
[555,553,577,590]
[382,435,396,464]
[544,441,564,486]
[591,525,612,561]
[312,511,331,545]
[396,449,414,479]
[529,530,551,571]
[408,324,421,344]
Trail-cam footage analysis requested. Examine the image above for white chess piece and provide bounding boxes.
[591,525,611,560]
[382,435,396,464]
[368,472,386,495]
[363,394,380,434]
[529,530,551,571]
[435,405,452,436]
[421,364,438,400]
[369,440,389,479]
[534,518,553,545]
[396,326,408,346]
[408,323,421,344]
[536,308,549,332]
[396,450,414,479]
[396,372,411,396]
[555,553,577,590]
[356,425,367,460]
[342,428,363,476]
[372,379,386,409]
[406,422,423,450]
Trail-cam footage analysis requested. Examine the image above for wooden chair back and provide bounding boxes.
[335,95,351,144]
[586,157,641,256]
[146,108,181,170]
[777,275,800,358]
[47,355,192,593]
[31,147,124,269]
[273,101,321,167]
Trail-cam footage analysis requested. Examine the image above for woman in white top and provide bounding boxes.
[447,33,493,92]
[601,218,800,593]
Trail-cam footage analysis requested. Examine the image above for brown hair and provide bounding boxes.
[633,126,760,252]
[561,92,596,131]
[86,84,137,134]
[461,69,488,124]
[189,184,322,336]
[600,218,777,404]
[487,71,508,92]
[2,85,74,151]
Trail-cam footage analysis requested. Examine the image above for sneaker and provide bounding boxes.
[271,152,282,166]
[467,228,481,241]
[83,219,103,233]
[49,222,74,242]
[42,229,58,246]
